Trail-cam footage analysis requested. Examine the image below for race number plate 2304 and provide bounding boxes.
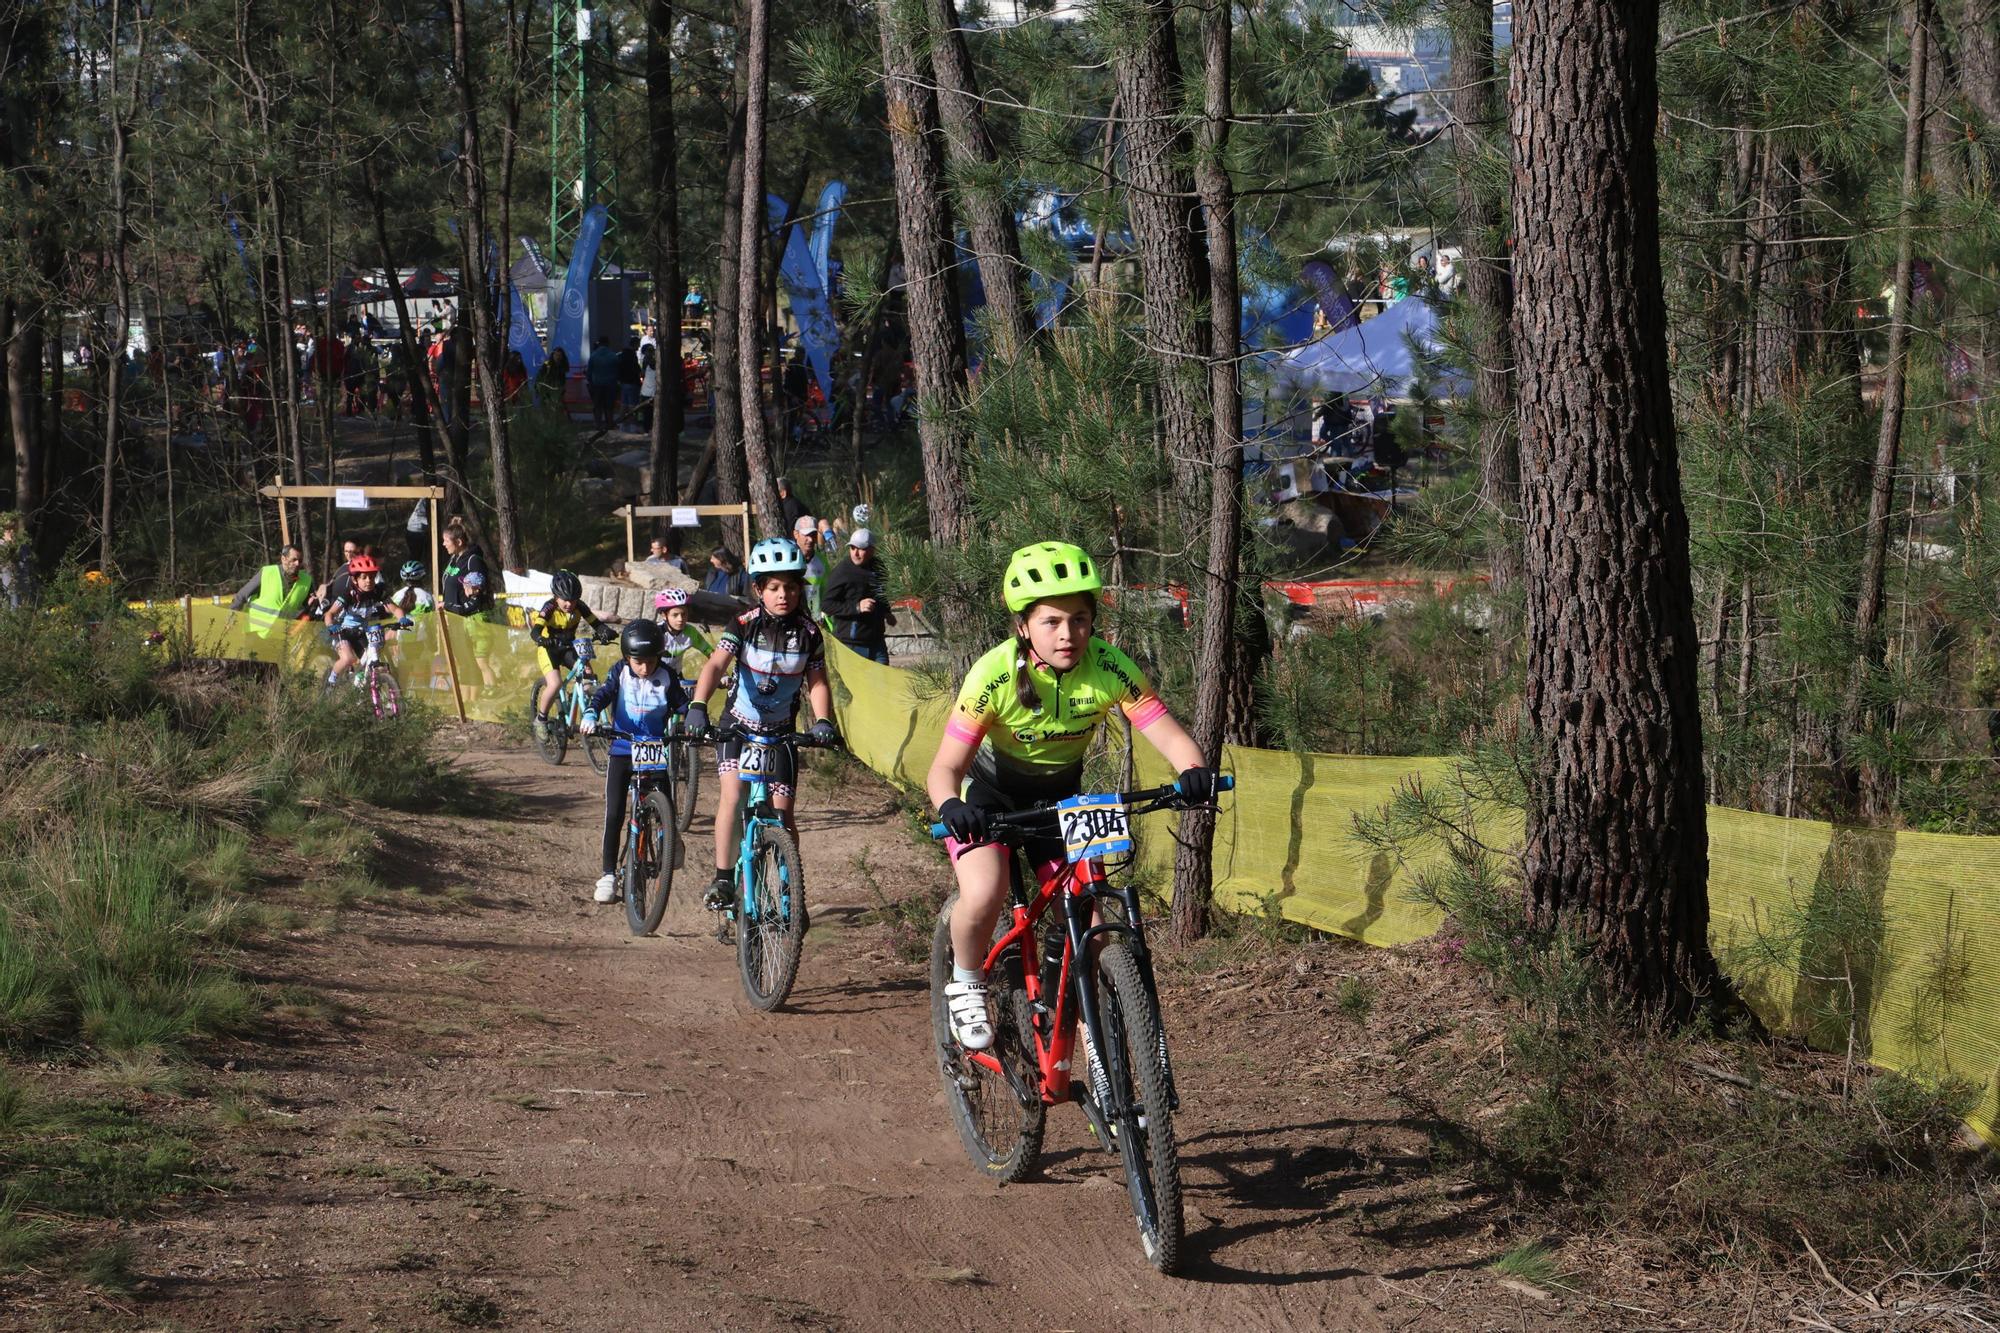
[630,740,669,772]
[1057,794,1132,863]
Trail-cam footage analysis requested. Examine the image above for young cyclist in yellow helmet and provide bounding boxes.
[924,541,1218,1050]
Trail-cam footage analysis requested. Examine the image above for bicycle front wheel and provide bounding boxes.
[581,721,608,774]
[530,686,566,765]
[928,894,1045,1185]
[369,666,401,720]
[1092,939,1184,1274]
[623,787,678,936]
[736,824,805,1012]
[671,737,700,835]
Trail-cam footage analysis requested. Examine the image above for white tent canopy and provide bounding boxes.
[1268,296,1469,400]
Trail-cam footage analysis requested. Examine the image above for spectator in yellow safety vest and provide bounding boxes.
[230,544,311,633]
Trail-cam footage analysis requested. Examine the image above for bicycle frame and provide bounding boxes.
[971,849,1174,1112]
[729,735,789,926]
[554,638,599,728]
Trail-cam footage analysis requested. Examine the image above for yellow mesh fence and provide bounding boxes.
[819,635,2000,1144]
[145,603,1999,1143]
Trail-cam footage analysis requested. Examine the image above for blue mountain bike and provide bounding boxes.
[707,724,839,1011]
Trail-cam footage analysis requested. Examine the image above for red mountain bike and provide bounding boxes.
[927,774,1233,1275]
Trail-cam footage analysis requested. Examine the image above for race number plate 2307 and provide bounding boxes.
[630,740,669,771]
[1057,794,1132,863]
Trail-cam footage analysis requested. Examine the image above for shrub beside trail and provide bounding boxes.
[0,577,454,1291]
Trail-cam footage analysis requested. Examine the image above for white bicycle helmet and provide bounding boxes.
[747,537,807,576]
[851,503,871,527]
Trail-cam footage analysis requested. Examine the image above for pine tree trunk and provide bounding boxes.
[363,162,442,492]
[1511,0,1720,1015]
[734,0,784,539]
[263,176,311,556]
[879,0,973,548]
[925,0,1029,357]
[98,2,143,573]
[647,0,684,519]
[710,11,750,515]
[1840,1,1931,818]
[1171,0,1242,947]
[449,0,524,572]
[1449,0,1517,588]
[1113,0,1210,522]
[5,304,42,520]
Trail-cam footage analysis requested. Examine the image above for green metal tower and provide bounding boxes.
[550,1,615,269]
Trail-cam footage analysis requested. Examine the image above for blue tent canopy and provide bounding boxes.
[1269,296,1468,399]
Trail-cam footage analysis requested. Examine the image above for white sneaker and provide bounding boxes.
[944,980,994,1051]
[593,873,618,903]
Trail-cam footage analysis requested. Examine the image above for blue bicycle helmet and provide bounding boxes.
[747,537,806,576]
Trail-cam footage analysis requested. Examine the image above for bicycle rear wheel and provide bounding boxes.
[928,894,1045,1184]
[1091,939,1184,1274]
[736,824,805,1011]
[623,787,678,936]
[530,686,566,764]
[368,665,401,720]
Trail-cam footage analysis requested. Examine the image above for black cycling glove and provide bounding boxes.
[938,797,989,845]
[808,718,840,746]
[683,705,711,739]
[1176,766,1221,806]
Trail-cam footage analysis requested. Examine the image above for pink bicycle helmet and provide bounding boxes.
[654,587,690,610]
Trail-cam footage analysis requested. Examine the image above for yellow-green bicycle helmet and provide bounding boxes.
[1003,541,1102,613]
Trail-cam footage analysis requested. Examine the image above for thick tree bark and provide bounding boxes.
[1449,0,1518,588]
[710,12,751,515]
[1171,0,1243,947]
[1839,2,1931,817]
[646,0,685,520]
[1112,0,1210,521]
[448,0,525,572]
[925,0,1029,357]
[1510,0,1720,1014]
[879,0,973,548]
[734,0,784,539]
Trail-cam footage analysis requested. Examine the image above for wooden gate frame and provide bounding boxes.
[613,501,753,567]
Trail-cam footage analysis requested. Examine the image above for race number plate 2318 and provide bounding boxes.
[1057,794,1132,864]
[630,740,669,772]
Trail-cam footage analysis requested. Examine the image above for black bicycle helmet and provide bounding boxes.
[620,619,665,660]
[551,569,583,601]
[399,560,426,584]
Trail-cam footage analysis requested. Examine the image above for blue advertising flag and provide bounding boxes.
[551,205,609,372]
[222,197,259,299]
[808,181,846,291]
[766,194,839,400]
[1301,260,1359,332]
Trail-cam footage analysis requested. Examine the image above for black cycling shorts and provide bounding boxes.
[957,772,1073,871]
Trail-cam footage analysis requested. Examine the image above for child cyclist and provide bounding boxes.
[652,587,714,689]
[578,621,689,903]
[925,541,1218,1050]
[682,538,840,910]
[530,569,615,734]
[322,555,412,684]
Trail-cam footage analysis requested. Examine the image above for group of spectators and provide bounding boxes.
[227,515,497,632]
[638,476,896,664]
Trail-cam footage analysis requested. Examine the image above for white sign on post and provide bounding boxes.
[334,487,369,511]
[670,506,699,528]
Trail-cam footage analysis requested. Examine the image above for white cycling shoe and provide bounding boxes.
[944,980,994,1051]
[592,873,618,904]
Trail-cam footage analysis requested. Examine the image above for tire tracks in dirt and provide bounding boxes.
[121,735,1568,1332]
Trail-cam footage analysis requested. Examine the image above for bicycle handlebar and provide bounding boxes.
[926,773,1235,841]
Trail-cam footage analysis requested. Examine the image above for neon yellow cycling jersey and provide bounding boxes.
[948,636,1169,794]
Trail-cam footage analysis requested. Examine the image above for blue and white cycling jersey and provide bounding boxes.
[587,660,689,758]
[718,608,824,734]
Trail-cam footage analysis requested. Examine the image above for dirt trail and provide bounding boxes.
[113,735,1572,1333]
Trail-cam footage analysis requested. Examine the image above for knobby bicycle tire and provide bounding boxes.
[1093,939,1184,1274]
[624,787,679,936]
[671,737,700,836]
[530,685,567,765]
[369,665,401,720]
[736,824,805,1011]
[928,894,1045,1184]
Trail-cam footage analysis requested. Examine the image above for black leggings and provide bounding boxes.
[601,751,632,874]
